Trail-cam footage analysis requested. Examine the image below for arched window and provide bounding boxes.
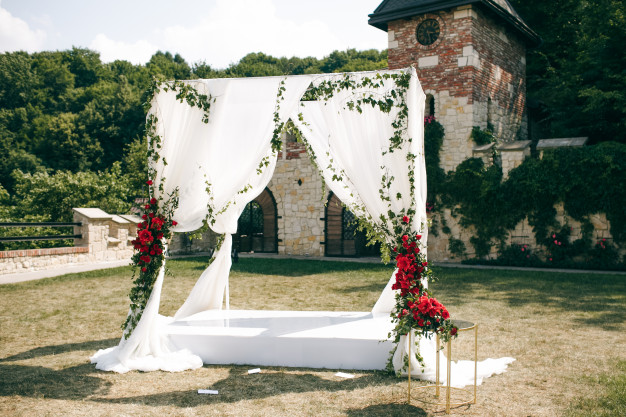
[325,193,379,257]
[235,188,277,253]
[425,94,435,117]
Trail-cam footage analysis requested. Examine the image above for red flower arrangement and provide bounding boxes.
[389,214,457,366]
[122,179,179,337]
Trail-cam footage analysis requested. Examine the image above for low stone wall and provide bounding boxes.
[427,203,625,263]
[0,208,141,276]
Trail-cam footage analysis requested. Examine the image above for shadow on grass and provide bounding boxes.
[432,267,626,330]
[0,339,117,400]
[346,403,428,416]
[0,363,110,399]
[90,366,405,408]
[0,338,118,363]
[171,257,393,277]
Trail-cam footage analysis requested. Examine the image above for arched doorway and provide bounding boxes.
[324,193,380,257]
[235,188,278,253]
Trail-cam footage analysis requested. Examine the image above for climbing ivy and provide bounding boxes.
[427,118,626,269]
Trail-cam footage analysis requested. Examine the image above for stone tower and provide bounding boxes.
[369,0,540,172]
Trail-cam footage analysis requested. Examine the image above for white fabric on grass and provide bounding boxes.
[393,331,515,387]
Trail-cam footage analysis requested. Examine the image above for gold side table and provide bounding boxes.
[407,320,478,414]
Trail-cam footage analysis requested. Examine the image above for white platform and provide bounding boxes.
[166,310,395,370]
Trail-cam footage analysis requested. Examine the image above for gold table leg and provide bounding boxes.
[407,332,411,404]
[436,332,440,398]
[474,324,478,404]
[446,338,452,414]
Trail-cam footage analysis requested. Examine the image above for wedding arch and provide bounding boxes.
[91,68,514,386]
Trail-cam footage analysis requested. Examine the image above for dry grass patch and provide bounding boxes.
[1,258,625,416]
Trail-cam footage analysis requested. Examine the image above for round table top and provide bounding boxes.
[451,319,475,330]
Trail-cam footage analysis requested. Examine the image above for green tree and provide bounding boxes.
[147,51,191,80]
[510,0,626,143]
[11,163,133,222]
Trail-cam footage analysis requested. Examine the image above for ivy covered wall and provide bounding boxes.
[424,120,626,271]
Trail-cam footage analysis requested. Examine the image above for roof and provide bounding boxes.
[368,0,540,47]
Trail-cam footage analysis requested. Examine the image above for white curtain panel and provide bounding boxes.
[291,68,427,315]
[92,75,314,372]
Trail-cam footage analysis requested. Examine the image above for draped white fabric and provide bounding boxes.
[393,332,516,387]
[291,69,427,317]
[90,246,203,373]
[91,69,514,384]
[92,76,314,372]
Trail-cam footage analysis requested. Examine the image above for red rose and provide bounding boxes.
[416,234,422,240]
[402,216,410,224]
[146,180,153,185]
[141,267,147,272]
[138,229,154,245]
[142,214,148,220]
[140,255,151,263]
[157,233,164,239]
[402,235,408,242]
[450,327,458,336]
[151,217,164,231]
[150,198,157,204]
[417,318,424,327]
[171,220,178,226]
[149,212,155,218]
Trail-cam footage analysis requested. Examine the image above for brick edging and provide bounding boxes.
[0,246,89,259]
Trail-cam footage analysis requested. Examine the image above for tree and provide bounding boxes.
[10,163,133,222]
[510,0,626,143]
[147,51,191,80]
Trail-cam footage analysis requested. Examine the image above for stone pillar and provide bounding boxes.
[472,143,495,167]
[498,140,531,178]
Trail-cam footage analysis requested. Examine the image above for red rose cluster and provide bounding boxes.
[130,191,177,273]
[390,214,457,340]
[391,215,427,297]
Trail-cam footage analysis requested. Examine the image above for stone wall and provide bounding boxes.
[168,138,327,257]
[427,201,625,263]
[0,208,140,275]
[271,141,325,256]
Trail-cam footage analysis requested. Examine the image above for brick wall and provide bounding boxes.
[387,5,527,172]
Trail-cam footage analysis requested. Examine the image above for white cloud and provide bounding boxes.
[90,34,158,65]
[0,5,46,53]
[159,0,344,68]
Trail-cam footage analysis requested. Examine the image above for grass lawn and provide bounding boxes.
[1,257,625,416]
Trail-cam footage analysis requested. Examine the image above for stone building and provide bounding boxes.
[369,0,540,172]
[171,0,542,260]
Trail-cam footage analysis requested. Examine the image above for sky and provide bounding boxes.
[0,0,388,68]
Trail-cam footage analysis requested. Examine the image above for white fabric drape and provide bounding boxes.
[90,246,203,373]
[291,68,427,317]
[92,76,314,372]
